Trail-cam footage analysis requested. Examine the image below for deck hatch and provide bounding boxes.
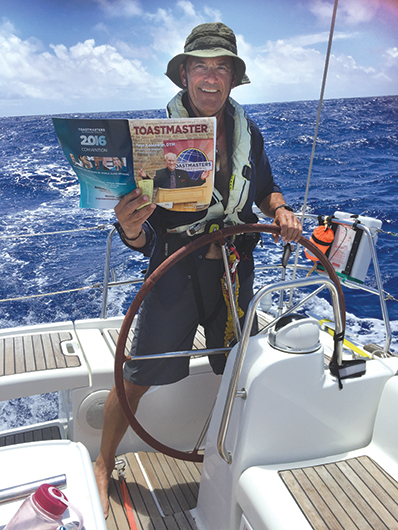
[0,332,81,377]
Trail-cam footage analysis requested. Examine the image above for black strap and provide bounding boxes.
[343,224,363,277]
[329,331,366,390]
[329,331,345,390]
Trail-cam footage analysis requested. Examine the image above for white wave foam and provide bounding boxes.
[0,393,58,430]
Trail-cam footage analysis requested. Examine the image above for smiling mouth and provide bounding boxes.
[200,87,218,93]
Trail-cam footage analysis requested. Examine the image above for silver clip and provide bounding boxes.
[186,222,204,237]
[115,459,126,479]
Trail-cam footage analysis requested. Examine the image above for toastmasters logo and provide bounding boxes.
[177,148,212,181]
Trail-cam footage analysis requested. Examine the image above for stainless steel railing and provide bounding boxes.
[216,276,344,464]
[99,215,392,353]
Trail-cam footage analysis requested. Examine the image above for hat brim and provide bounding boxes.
[166,48,250,89]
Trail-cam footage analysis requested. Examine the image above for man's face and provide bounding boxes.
[165,153,177,171]
[180,56,236,117]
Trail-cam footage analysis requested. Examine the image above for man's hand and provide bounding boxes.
[272,208,302,244]
[114,188,156,248]
[259,194,302,244]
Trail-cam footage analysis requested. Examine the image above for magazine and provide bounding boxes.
[52,117,216,211]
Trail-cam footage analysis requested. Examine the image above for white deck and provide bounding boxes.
[1,313,398,530]
[0,440,107,529]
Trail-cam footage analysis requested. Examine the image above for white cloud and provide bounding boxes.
[253,31,356,56]
[384,47,398,62]
[286,31,355,48]
[309,0,334,24]
[177,0,197,18]
[340,0,379,25]
[144,2,208,61]
[0,17,16,36]
[0,27,169,113]
[0,2,395,116]
[93,0,143,18]
[113,39,153,60]
[255,40,324,85]
[203,6,222,20]
[93,22,110,36]
[0,3,216,115]
[234,33,398,104]
[309,0,380,26]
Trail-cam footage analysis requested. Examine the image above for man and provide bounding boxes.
[155,152,206,188]
[140,152,207,188]
[95,22,302,518]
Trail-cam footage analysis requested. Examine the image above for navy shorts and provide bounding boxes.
[123,258,257,386]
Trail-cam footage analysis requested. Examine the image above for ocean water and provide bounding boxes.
[0,95,397,428]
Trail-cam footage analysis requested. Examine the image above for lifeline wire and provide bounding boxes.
[289,0,339,305]
[378,229,398,238]
[0,224,110,240]
[0,284,102,303]
[0,225,110,303]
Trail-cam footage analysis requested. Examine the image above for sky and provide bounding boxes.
[0,0,397,117]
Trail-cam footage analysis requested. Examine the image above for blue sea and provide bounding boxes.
[0,95,397,428]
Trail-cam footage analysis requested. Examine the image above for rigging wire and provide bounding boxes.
[300,0,339,221]
[289,0,339,305]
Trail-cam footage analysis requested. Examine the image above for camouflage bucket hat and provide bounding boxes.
[166,22,250,89]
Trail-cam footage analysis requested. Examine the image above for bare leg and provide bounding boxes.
[94,380,149,518]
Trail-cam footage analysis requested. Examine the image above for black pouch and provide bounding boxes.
[162,232,191,257]
[235,232,262,258]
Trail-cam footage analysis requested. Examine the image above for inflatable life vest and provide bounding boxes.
[305,223,335,262]
[166,91,252,234]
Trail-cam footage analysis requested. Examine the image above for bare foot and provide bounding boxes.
[93,383,149,519]
[94,457,112,519]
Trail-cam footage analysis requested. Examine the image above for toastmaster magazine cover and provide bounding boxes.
[53,117,216,211]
